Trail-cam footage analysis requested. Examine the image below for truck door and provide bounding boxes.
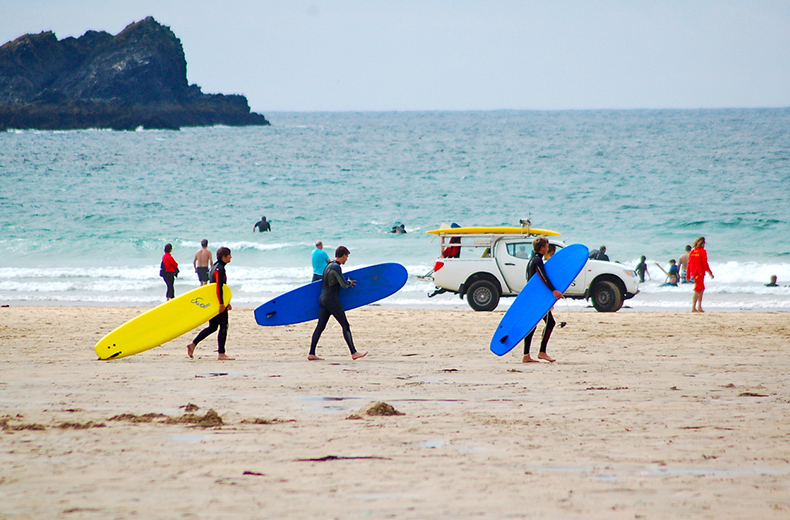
[498,241,532,293]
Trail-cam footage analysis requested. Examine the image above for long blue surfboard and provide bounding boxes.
[255,262,409,326]
[490,244,589,356]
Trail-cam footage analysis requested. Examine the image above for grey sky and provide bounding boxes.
[3,1,789,112]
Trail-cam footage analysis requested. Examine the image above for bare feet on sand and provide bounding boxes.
[538,352,556,362]
[187,343,196,359]
[522,355,539,363]
[352,351,368,360]
[308,355,324,361]
[217,353,235,360]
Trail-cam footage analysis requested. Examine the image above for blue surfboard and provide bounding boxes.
[254,262,409,326]
[490,244,589,356]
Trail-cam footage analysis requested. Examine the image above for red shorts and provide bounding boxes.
[694,275,705,292]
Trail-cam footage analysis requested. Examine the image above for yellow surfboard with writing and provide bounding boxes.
[94,284,232,360]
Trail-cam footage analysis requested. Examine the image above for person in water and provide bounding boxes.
[687,236,714,312]
[308,246,367,361]
[311,240,330,282]
[589,246,609,261]
[161,243,179,300]
[635,255,650,283]
[678,245,692,283]
[523,237,563,363]
[765,275,779,287]
[187,247,234,360]
[193,239,213,286]
[253,215,271,232]
[391,224,407,234]
[667,259,679,281]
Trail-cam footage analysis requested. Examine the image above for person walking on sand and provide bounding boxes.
[193,239,213,286]
[161,243,179,300]
[311,240,330,282]
[523,237,563,363]
[308,246,367,361]
[187,247,234,360]
[687,237,714,312]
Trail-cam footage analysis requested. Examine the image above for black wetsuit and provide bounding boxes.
[523,253,557,355]
[309,261,356,356]
[191,259,229,354]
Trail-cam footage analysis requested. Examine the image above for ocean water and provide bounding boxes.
[1,109,789,311]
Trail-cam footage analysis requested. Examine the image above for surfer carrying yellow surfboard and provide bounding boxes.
[308,246,367,361]
[187,247,235,360]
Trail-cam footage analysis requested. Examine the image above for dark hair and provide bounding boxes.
[164,243,172,253]
[201,239,208,247]
[335,245,350,258]
[532,237,548,252]
[216,247,231,260]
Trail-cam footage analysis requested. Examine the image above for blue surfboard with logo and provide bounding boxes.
[490,244,589,356]
[254,263,409,326]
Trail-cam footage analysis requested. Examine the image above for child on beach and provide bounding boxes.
[187,247,234,360]
[635,256,650,283]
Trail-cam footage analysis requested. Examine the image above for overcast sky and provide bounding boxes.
[3,1,789,112]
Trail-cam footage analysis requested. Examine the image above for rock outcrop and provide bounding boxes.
[0,17,269,130]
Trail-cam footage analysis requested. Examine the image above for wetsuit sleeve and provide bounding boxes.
[327,267,351,289]
[214,268,225,305]
[534,257,557,292]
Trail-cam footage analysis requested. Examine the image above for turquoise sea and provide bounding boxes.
[1,109,789,311]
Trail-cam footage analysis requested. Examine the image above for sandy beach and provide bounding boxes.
[1,305,789,519]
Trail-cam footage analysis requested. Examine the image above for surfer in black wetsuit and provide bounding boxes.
[308,246,367,361]
[523,237,563,363]
[253,216,271,232]
[187,247,234,361]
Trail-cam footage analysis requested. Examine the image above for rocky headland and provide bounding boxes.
[0,17,269,130]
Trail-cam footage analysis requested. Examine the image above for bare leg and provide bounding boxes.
[308,354,324,361]
[522,354,539,363]
[187,343,196,359]
[352,351,367,360]
[218,353,235,360]
[538,352,556,362]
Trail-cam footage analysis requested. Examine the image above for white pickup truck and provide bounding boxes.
[428,231,640,312]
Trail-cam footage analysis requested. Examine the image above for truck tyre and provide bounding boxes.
[467,279,500,312]
[591,280,623,312]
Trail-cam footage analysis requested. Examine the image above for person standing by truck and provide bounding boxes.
[523,237,563,363]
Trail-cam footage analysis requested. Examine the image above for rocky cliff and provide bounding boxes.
[0,17,269,130]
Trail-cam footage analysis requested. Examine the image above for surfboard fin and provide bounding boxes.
[499,335,508,343]
[266,311,277,318]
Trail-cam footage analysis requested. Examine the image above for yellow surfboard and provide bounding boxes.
[427,226,561,236]
[95,284,232,360]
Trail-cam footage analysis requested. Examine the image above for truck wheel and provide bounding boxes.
[591,280,623,312]
[467,280,500,311]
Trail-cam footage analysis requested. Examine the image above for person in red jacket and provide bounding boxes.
[161,243,179,300]
[686,236,714,312]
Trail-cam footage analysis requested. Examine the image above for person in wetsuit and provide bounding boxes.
[187,247,234,360]
[308,246,367,361]
[253,216,271,232]
[523,237,563,363]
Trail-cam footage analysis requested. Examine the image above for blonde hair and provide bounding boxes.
[692,236,706,249]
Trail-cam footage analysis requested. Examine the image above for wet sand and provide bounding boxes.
[1,306,789,519]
